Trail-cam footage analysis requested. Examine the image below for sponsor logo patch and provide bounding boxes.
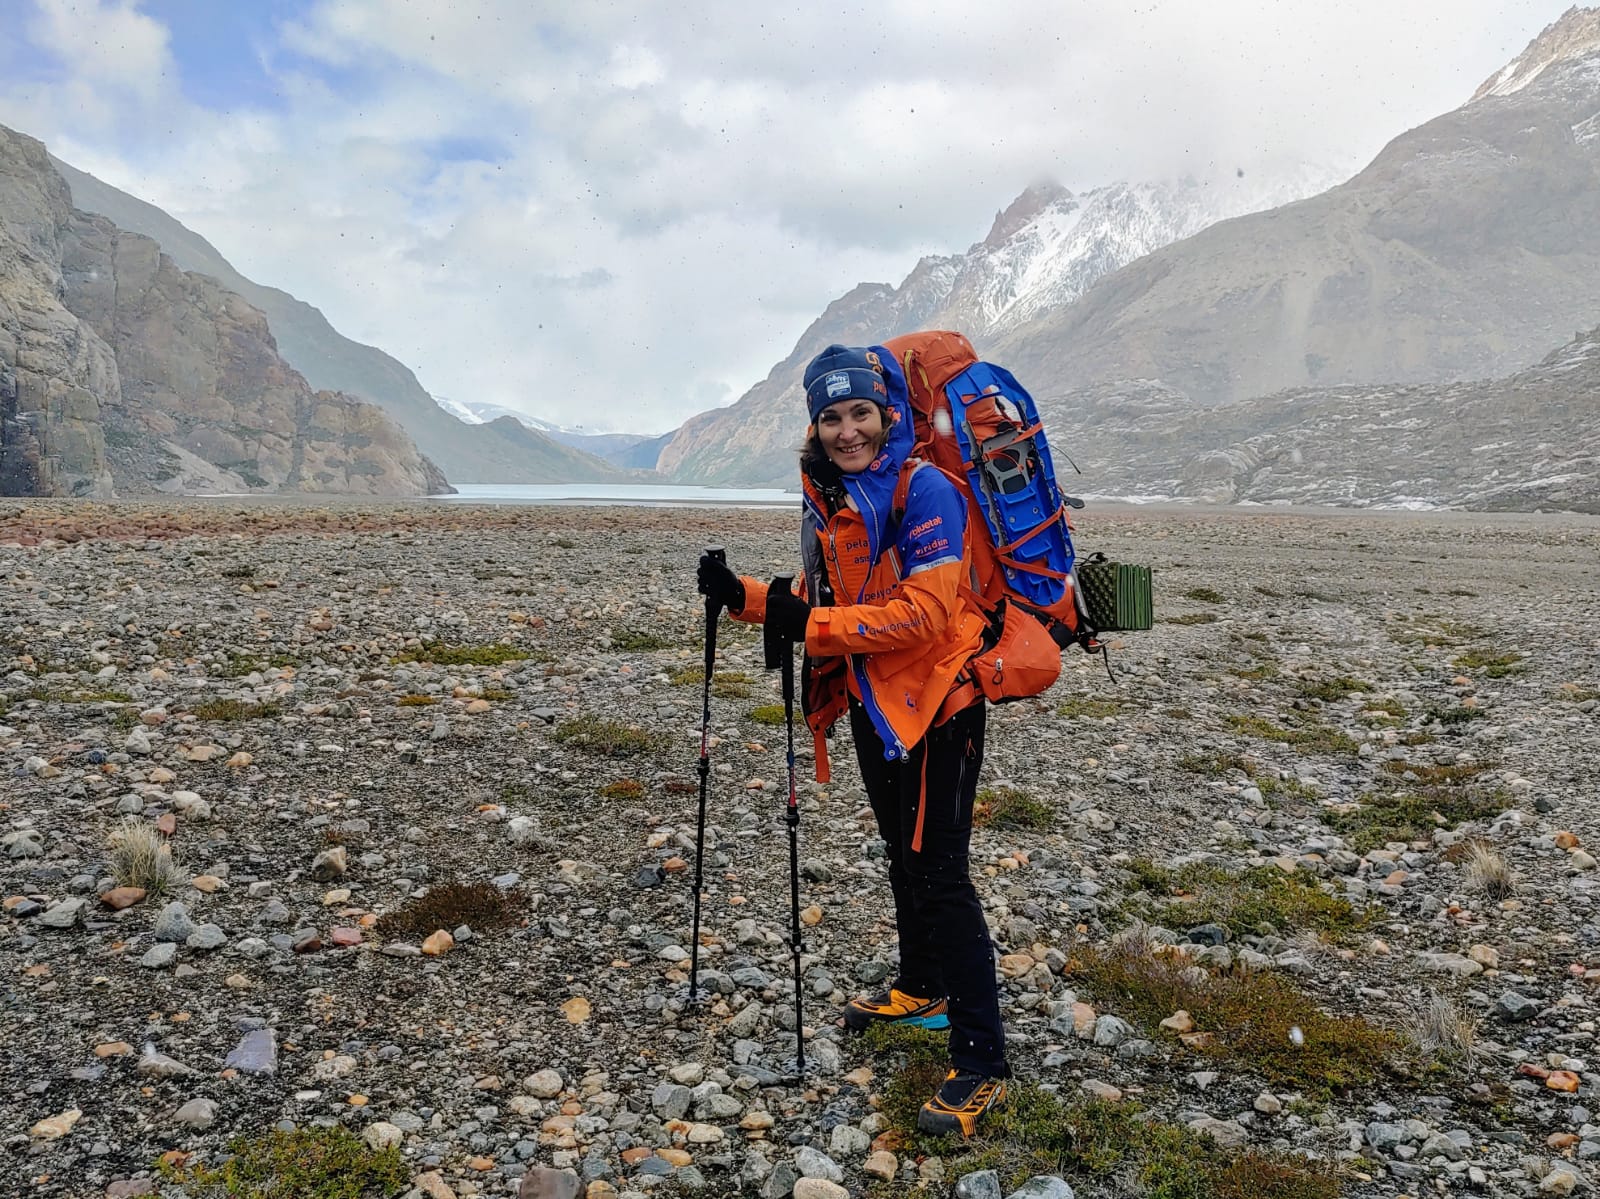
[825,372,851,398]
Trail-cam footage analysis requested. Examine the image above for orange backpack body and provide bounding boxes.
[882,331,1104,706]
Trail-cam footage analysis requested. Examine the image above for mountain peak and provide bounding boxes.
[983,181,1071,248]
[1472,4,1600,100]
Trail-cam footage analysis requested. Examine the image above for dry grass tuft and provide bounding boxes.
[107,817,181,892]
[1463,840,1516,900]
[1401,989,1479,1070]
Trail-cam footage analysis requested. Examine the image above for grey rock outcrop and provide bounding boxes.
[1,123,447,497]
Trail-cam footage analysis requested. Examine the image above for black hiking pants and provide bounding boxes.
[849,698,1007,1077]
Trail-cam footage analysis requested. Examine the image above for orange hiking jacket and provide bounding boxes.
[735,460,986,779]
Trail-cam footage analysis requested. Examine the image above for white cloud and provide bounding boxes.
[0,0,1574,436]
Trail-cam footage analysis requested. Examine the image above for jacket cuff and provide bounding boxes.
[735,576,767,623]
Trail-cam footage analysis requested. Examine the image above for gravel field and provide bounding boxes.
[3,500,1599,1199]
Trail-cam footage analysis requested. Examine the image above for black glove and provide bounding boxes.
[697,552,745,614]
[765,588,811,643]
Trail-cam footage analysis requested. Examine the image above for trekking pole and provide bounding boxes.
[688,546,725,1006]
[763,574,805,1076]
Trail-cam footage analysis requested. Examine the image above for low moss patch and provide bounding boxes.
[974,786,1053,831]
[188,698,282,722]
[375,880,521,938]
[1123,858,1360,938]
[391,642,535,666]
[1428,705,1485,725]
[1379,759,1491,786]
[1071,936,1399,1095]
[1226,714,1358,755]
[1388,614,1482,648]
[1229,660,1279,681]
[1179,750,1254,777]
[599,778,646,801]
[1182,586,1226,604]
[1321,787,1506,852]
[1295,676,1371,702]
[610,627,677,652]
[552,716,662,757]
[397,694,438,706]
[668,666,754,698]
[157,1126,406,1198]
[1452,649,1525,678]
[861,1025,1340,1196]
[748,704,786,726]
[1167,612,1220,625]
[1056,696,1124,720]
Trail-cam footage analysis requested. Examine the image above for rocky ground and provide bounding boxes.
[2,500,1598,1199]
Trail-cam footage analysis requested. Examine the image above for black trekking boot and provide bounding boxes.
[917,1069,1007,1137]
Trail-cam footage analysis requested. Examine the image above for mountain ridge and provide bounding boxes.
[51,158,624,484]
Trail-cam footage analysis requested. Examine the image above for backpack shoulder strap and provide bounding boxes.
[891,457,924,523]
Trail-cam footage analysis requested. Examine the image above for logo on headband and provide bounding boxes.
[825,372,851,398]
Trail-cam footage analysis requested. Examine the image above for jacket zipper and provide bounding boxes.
[827,514,908,760]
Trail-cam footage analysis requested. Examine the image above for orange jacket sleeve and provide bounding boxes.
[804,558,963,657]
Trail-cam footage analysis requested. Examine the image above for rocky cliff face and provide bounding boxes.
[54,158,624,484]
[0,126,116,497]
[1041,323,1600,513]
[0,125,447,497]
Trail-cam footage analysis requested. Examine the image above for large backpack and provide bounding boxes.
[883,331,1108,704]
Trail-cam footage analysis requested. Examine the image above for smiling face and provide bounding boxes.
[816,399,888,474]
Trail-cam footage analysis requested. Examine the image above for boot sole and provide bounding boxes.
[842,1010,950,1032]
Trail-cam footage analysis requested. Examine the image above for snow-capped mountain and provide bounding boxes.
[656,165,1342,485]
[1472,3,1600,98]
[918,167,1344,338]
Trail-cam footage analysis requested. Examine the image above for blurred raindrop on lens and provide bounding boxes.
[933,409,953,436]
[1288,1026,1305,1046]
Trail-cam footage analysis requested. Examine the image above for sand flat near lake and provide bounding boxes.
[3,502,1598,1198]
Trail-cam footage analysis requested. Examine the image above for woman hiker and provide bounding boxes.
[696,343,1008,1137]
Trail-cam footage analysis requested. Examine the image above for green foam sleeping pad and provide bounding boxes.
[1078,561,1154,632]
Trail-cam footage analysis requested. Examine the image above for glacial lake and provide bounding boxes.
[429,483,798,507]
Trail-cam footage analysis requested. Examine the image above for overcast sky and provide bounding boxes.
[0,0,1574,434]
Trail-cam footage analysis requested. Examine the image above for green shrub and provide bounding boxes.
[375,881,521,938]
[157,1126,406,1198]
[1072,936,1398,1095]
